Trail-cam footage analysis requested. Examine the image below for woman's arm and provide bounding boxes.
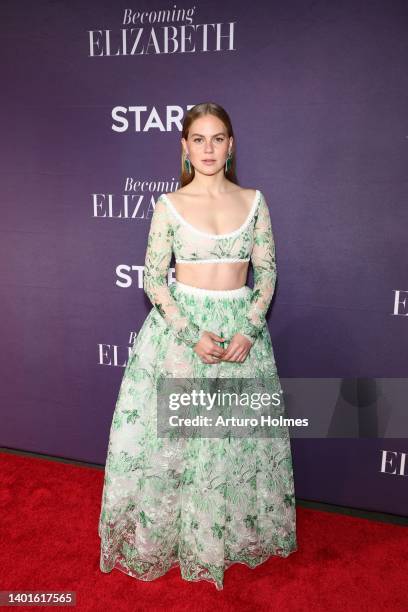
[241,191,277,343]
[143,196,204,348]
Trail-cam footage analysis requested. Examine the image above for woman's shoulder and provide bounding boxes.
[236,186,259,204]
[225,186,265,209]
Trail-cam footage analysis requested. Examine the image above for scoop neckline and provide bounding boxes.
[161,189,260,239]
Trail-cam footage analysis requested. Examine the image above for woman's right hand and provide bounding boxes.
[193,331,226,364]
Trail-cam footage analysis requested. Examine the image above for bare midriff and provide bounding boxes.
[175,261,249,290]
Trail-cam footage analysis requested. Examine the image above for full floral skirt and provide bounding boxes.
[98,280,297,590]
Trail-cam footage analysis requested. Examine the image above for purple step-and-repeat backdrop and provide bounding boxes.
[1,0,407,515]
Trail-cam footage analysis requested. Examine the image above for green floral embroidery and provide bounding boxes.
[99,191,297,591]
[241,194,277,343]
[143,199,202,348]
[143,191,277,348]
[211,523,225,539]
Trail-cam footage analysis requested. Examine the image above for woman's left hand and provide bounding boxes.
[220,333,253,362]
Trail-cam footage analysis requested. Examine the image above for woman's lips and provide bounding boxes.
[202,159,216,164]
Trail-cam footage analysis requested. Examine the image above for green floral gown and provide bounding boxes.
[98,189,297,590]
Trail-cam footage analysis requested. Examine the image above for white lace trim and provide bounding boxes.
[172,280,251,298]
[161,190,260,239]
[175,257,250,264]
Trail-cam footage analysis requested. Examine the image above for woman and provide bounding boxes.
[99,102,297,590]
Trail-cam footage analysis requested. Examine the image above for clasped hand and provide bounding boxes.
[193,331,253,364]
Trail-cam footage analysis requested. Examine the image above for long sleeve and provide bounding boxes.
[143,196,204,348]
[241,191,277,343]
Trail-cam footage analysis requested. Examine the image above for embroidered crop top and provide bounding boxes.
[161,189,260,264]
[143,189,277,348]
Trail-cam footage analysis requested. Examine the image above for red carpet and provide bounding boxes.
[0,450,407,611]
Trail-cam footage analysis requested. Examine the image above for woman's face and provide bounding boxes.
[182,114,232,175]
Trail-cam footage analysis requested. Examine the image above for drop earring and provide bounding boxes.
[184,154,192,174]
[225,150,232,173]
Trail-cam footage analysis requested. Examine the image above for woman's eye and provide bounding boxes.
[192,137,225,143]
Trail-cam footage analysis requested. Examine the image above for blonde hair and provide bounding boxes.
[180,102,238,187]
